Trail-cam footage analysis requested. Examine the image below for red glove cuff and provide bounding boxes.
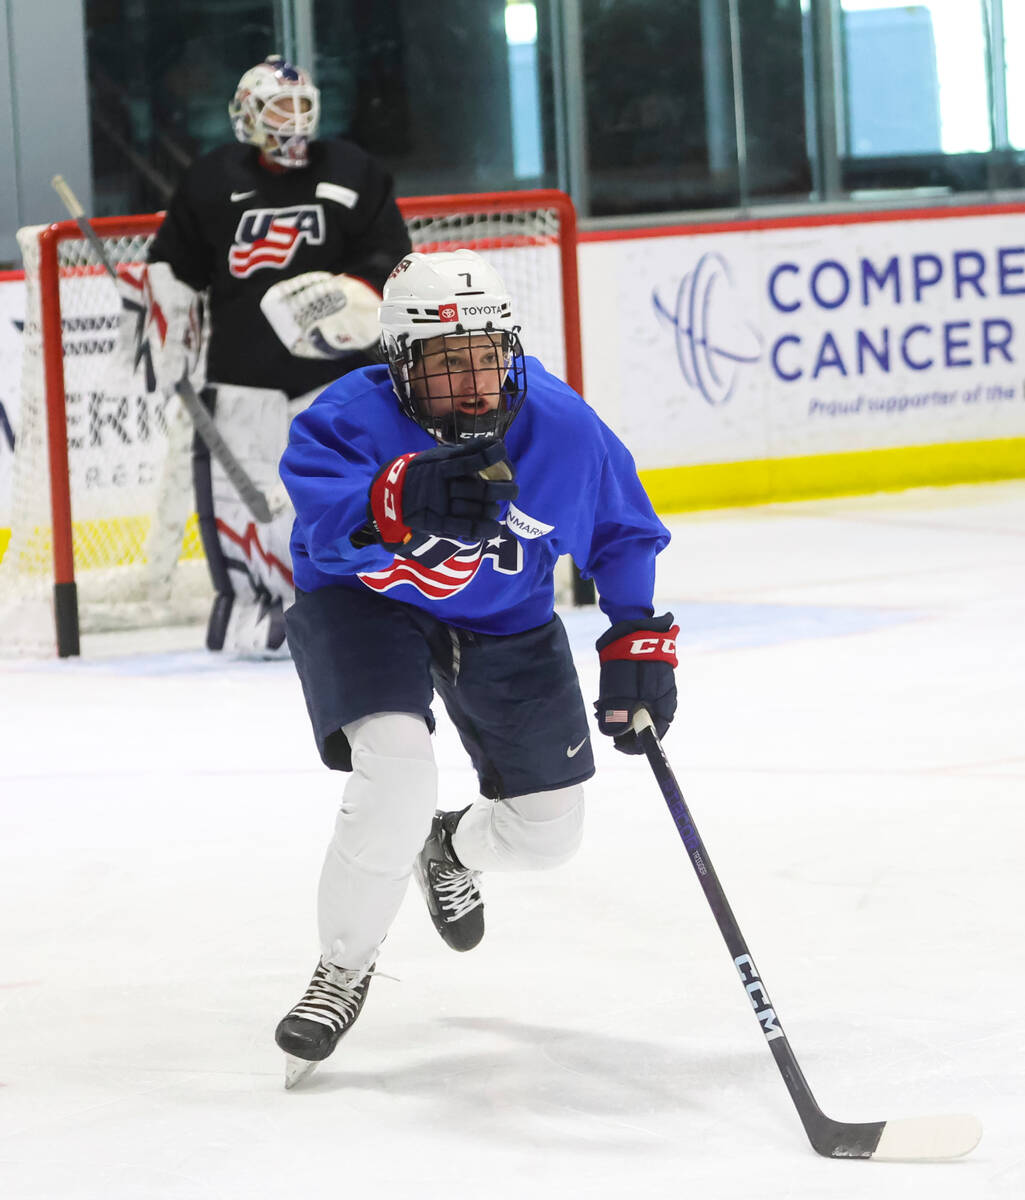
[369,452,418,546]
[598,625,679,667]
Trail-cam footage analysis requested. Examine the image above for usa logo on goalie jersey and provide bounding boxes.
[358,526,523,600]
[229,205,326,278]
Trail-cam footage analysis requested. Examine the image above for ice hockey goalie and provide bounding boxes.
[122,54,411,655]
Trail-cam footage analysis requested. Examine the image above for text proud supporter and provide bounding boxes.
[766,245,1024,383]
[808,381,1019,419]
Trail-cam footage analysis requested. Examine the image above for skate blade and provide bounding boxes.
[284,1055,320,1089]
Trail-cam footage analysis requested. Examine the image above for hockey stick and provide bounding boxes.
[50,174,274,524]
[630,708,982,1161]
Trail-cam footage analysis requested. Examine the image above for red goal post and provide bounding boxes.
[0,189,585,657]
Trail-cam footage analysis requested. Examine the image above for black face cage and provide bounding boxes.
[390,329,527,444]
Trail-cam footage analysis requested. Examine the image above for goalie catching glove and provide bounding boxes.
[367,438,518,553]
[260,271,381,358]
[595,613,679,754]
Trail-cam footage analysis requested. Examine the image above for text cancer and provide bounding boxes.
[767,247,1024,381]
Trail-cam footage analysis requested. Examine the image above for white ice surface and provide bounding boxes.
[2,480,1023,1199]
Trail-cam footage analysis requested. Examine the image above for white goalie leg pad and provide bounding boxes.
[451,785,585,873]
[207,384,295,645]
[218,386,321,657]
[286,385,320,424]
[243,387,321,522]
[318,713,438,970]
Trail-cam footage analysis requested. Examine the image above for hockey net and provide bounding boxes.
[0,216,208,657]
[0,189,581,657]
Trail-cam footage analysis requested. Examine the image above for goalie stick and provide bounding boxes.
[50,174,274,524]
[631,708,982,1161]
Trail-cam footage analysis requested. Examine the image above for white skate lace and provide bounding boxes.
[435,865,483,921]
[289,961,370,1033]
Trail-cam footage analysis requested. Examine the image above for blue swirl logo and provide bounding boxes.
[653,252,763,405]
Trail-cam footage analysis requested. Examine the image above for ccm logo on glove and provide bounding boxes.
[369,452,418,545]
[368,438,518,553]
[598,631,679,664]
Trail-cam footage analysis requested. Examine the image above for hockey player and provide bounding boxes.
[136,54,411,654]
[274,250,678,1086]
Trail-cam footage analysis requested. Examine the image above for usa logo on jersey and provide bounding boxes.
[229,205,325,278]
[358,527,522,600]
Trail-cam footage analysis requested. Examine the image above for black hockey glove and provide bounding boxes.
[594,613,679,754]
[368,437,518,551]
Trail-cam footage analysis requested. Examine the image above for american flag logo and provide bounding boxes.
[358,541,484,600]
[229,205,325,278]
[604,709,630,724]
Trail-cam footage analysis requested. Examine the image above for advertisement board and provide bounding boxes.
[579,204,1025,500]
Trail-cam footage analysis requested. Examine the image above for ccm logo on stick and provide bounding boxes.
[735,954,784,1042]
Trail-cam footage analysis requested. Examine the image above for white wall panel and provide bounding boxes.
[578,205,1025,471]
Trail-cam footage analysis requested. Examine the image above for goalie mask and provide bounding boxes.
[229,55,320,169]
[379,250,527,444]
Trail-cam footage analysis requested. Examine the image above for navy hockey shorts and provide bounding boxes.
[285,584,595,799]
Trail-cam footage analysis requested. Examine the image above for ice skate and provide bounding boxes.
[275,959,374,1088]
[414,808,484,951]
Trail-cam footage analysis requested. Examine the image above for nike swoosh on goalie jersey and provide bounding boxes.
[231,190,256,201]
[566,738,588,758]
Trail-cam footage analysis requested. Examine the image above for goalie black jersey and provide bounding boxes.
[148,139,412,398]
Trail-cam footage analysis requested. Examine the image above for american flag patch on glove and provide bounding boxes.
[604,709,630,724]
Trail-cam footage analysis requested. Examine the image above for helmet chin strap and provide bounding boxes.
[425,407,502,444]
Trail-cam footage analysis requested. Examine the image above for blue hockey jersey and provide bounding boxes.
[280,356,670,635]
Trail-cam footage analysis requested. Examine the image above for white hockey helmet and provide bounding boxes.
[229,55,320,169]
[379,249,526,443]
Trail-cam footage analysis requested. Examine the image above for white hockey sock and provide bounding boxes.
[451,785,585,872]
[318,712,437,970]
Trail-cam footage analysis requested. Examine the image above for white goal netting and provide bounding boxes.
[403,201,569,380]
[0,193,579,656]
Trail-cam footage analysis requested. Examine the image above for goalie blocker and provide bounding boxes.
[116,261,204,395]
